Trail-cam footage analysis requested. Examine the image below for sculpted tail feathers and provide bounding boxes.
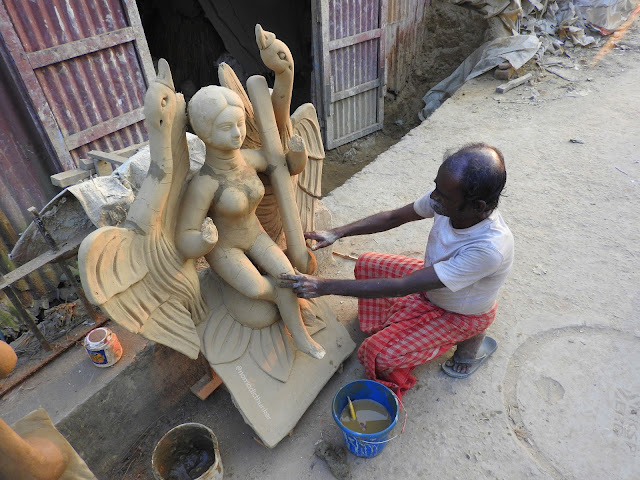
[140,300,201,359]
[79,226,204,357]
[79,227,148,306]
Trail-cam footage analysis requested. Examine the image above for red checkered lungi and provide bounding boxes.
[355,252,497,400]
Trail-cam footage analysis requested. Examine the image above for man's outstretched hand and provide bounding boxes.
[280,272,326,299]
[304,230,341,251]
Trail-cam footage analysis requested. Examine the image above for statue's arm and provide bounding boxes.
[243,149,269,173]
[243,141,306,176]
[175,175,219,259]
[285,134,307,176]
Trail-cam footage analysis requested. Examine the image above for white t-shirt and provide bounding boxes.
[413,191,514,315]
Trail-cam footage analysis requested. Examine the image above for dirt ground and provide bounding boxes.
[322,0,489,194]
[108,10,640,480]
[318,16,640,480]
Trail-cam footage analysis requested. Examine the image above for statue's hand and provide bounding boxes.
[289,134,305,153]
[201,217,218,248]
[304,230,341,251]
[285,134,307,175]
[175,217,218,259]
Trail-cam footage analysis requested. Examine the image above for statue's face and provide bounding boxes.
[209,105,246,151]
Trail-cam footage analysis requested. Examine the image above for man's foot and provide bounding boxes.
[446,333,487,374]
[441,336,497,378]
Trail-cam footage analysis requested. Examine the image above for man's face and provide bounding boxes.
[429,166,477,227]
[430,166,463,215]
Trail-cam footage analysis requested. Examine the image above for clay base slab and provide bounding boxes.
[213,298,355,447]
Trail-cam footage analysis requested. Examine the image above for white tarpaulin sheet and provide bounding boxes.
[420,35,541,120]
[68,134,206,228]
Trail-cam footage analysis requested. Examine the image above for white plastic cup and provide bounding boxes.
[84,327,122,367]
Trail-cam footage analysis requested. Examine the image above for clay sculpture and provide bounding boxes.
[0,338,17,378]
[78,25,354,447]
[0,341,97,480]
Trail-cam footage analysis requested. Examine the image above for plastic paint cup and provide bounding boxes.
[84,327,122,367]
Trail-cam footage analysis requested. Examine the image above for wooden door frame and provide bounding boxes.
[311,0,387,150]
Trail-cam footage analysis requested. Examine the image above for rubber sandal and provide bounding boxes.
[441,336,498,378]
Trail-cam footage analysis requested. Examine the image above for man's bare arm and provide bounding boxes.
[306,203,423,250]
[280,265,444,299]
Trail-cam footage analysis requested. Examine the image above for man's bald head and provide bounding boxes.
[441,143,506,212]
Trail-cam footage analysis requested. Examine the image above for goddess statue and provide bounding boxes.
[78,25,354,447]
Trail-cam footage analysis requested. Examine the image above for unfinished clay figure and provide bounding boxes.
[80,26,323,363]
[179,83,324,359]
[0,339,17,378]
[0,341,96,480]
[79,25,354,447]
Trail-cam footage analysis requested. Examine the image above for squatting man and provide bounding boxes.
[280,143,514,400]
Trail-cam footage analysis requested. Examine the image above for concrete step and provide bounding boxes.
[0,322,208,477]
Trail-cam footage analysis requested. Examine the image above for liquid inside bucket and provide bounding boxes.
[152,423,222,480]
[340,399,392,434]
[332,380,399,458]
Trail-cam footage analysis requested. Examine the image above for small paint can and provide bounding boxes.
[84,327,122,367]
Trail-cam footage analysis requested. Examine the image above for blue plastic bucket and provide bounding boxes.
[332,380,399,458]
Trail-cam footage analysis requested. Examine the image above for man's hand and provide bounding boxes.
[279,272,326,299]
[304,230,341,251]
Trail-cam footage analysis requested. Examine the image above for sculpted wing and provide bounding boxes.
[79,60,205,359]
[291,103,325,233]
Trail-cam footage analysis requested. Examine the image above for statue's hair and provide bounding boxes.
[442,142,506,212]
[188,86,244,141]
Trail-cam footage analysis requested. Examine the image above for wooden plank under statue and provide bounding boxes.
[78,25,355,447]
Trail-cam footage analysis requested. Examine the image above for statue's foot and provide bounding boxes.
[307,341,326,359]
[296,337,325,359]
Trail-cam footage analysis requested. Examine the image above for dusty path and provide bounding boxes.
[115,24,640,480]
[320,24,640,480]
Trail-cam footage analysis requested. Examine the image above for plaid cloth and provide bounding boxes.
[355,252,497,400]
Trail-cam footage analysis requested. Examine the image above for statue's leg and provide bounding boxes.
[206,246,276,302]
[248,233,325,359]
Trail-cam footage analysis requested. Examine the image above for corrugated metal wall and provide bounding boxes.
[0,44,60,297]
[0,0,153,169]
[328,0,381,142]
[386,0,429,93]
[0,0,154,301]
[313,0,430,148]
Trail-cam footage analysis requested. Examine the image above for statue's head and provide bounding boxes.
[189,86,246,151]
